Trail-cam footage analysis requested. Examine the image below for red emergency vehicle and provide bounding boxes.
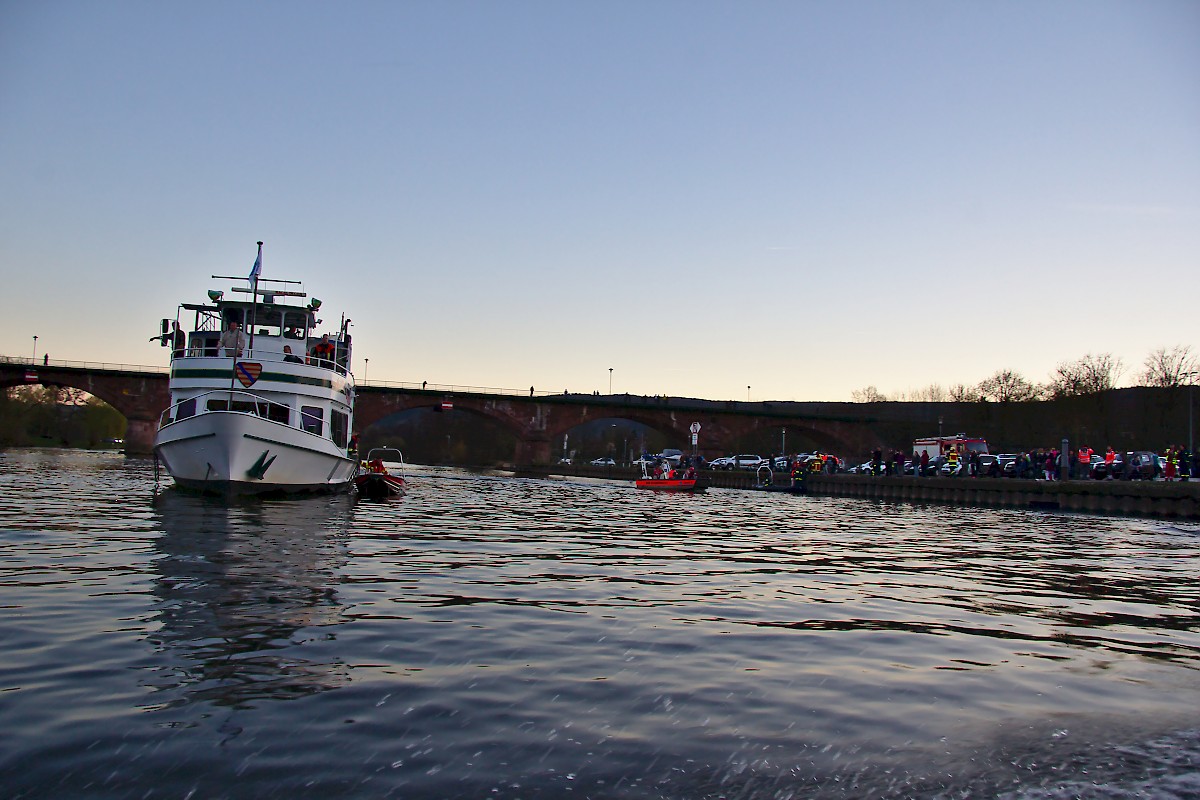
[912,435,989,459]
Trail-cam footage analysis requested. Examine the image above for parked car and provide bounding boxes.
[708,454,764,470]
[1090,453,1122,480]
[1074,451,1160,480]
[976,454,1002,477]
[727,454,766,470]
[590,457,616,466]
[791,454,817,472]
[939,458,965,477]
[922,456,945,476]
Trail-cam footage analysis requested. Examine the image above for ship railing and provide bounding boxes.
[169,347,350,377]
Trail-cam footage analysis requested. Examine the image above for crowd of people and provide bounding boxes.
[854,445,1197,481]
[649,457,698,481]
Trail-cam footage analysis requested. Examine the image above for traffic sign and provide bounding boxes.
[690,422,701,434]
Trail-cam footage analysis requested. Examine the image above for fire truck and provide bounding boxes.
[912,434,989,459]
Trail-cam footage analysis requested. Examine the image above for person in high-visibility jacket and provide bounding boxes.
[1076,446,1094,479]
[946,448,959,475]
[309,333,336,366]
[791,457,807,487]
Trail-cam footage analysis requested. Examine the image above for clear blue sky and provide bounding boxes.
[2,1,1196,400]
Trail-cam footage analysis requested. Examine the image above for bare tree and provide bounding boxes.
[851,385,888,403]
[1048,352,1125,397]
[977,369,1039,402]
[949,383,981,402]
[1139,345,1199,387]
[905,383,949,402]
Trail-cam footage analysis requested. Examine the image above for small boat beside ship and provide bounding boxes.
[355,448,407,499]
[634,458,708,493]
[750,464,807,493]
[152,243,359,495]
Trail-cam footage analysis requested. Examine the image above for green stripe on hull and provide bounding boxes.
[170,368,335,389]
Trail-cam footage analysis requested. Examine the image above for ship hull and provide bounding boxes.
[155,411,356,495]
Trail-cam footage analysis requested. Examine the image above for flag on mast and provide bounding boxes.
[249,241,263,281]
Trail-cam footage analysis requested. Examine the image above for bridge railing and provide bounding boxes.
[357,378,564,397]
[2,356,824,412]
[2,355,561,396]
[0,355,169,374]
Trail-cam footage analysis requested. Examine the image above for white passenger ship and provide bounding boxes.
[153,245,357,495]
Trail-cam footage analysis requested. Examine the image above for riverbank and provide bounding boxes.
[805,474,1200,519]
[527,464,1200,519]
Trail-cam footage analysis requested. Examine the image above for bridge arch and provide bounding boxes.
[0,363,169,454]
[354,396,526,465]
[354,391,550,464]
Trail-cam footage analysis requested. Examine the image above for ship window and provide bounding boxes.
[206,399,267,416]
[266,403,290,425]
[247,307,283,338]
[331,410,348,448]
[176,398,196,420]
[283,311,309,340]
[301,405,323,435]
[188,334,220,357]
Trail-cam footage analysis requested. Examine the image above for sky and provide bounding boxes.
[2,0,1197,402]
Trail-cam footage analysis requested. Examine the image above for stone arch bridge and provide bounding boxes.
[356,390,886,463]
[1,361,886,462]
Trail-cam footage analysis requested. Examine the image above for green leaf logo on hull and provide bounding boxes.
[247,450,277,480]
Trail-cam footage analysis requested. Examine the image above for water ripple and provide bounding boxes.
[1,451,1199,798]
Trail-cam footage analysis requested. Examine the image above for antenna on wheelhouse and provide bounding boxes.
[247,241,263,356]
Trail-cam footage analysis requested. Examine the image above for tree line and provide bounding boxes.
[0,386,126,448]
[852,345,1197,404]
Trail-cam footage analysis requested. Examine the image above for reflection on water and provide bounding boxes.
[146,491,354,708]
[1,450,1199,799]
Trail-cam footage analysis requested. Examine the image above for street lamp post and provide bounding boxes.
[364,358,369,384]
[32,335,38,363]
[1184,371,1197,457]
[747,385,750,402]
[609,368,613,395]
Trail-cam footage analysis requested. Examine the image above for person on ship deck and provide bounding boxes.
[309,334,336,366]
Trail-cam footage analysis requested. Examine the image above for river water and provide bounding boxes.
[2,448,1199,799]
